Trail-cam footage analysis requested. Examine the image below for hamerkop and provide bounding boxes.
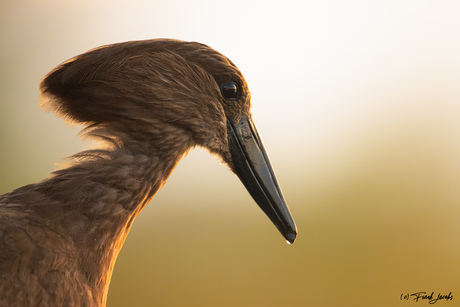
[0,39,297,306]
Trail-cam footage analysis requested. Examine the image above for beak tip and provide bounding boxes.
[285,231,297,245]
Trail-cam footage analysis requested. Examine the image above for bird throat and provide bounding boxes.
[1,137,191,304]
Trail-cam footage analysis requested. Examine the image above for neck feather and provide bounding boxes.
[2,127,192,305]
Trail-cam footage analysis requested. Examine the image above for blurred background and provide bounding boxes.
[1,0,459,306]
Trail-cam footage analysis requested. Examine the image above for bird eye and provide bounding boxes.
[221,82,238,100]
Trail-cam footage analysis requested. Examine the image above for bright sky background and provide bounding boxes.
[1,1,460,306]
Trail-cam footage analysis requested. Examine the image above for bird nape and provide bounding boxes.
[0,39,297,306]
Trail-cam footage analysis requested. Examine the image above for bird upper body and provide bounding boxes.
[0,39,296,306]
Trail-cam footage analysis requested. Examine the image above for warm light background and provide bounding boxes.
[1,1,459,306]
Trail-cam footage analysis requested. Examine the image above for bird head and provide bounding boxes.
[39,39,297,243]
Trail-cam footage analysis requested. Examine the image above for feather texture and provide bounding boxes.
[0,39,252,306]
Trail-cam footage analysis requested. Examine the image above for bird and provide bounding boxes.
[0,39,297,306]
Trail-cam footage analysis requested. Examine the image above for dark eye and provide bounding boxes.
[221,82,238,100]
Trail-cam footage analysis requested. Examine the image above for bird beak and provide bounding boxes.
[226,114,297,244]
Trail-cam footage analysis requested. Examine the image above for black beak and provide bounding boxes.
[227,115,297,244]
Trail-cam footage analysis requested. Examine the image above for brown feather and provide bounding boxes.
[0,39,252,306]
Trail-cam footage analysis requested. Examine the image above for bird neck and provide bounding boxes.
[8,130,193,305]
